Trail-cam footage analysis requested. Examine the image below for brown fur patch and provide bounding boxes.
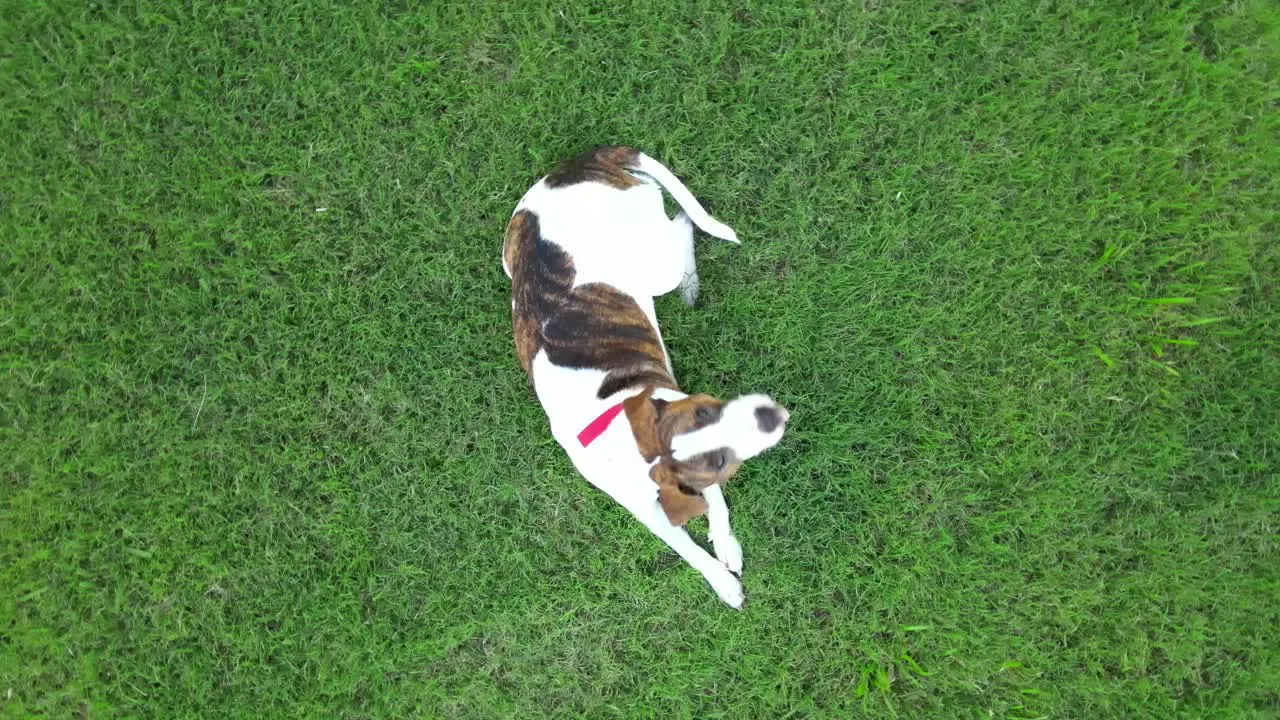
[505,210,567,375]
[506,209,674,397]
[649,447,743,496]
[622,388,667,462]
[657,482,710,527]
[544,145,643,190]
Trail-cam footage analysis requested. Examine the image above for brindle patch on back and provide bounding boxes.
[505,209,674,397]
[543,145,643,190]
[505,210,570,375]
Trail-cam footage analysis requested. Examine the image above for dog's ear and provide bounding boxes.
[655,484,709,527]
[623,387,667,462]
[651,461,709,526]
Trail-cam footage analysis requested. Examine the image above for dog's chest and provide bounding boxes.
[529,350,653,449]
[529,364,657,500]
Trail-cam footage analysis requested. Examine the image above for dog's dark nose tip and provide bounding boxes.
[755,405,785,433]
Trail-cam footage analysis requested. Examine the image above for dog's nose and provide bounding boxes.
[754,405,788,433]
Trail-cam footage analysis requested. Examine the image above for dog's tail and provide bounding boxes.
[628,153,740,244]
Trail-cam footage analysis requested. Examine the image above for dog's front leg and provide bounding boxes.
[627,496,745,609]
[702,485,743,576]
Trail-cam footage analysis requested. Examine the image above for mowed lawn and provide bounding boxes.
[3,1,1278,717]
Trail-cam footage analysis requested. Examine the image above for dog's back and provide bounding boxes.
[504,193,676,402]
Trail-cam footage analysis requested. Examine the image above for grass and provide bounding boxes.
[2,0,1278,717]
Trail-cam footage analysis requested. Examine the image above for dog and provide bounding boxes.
[502,146,789,608]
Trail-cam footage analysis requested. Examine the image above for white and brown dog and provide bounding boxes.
[502,146,789,608]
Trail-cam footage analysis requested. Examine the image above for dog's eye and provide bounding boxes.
[695,407,713,423]
[708,451,726,471]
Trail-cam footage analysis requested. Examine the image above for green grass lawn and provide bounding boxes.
[3,1,1278,717]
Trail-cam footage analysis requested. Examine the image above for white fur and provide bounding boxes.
[670,394,789,462]
[632,153,739,243]
[511,154,764,608]
[703,484,743,575]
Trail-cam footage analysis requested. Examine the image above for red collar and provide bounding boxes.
[577,402,626,447]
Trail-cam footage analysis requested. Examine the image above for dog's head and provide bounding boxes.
[624,387,789,525]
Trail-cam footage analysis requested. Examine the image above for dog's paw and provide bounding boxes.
[679,272,700,306]
[707,569,745,610]
[713,534,744,577]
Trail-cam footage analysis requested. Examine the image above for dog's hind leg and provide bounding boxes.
[673,212,700,306]
[643,210,699,304]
